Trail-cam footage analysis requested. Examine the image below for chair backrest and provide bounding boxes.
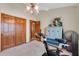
[64,30,78,56]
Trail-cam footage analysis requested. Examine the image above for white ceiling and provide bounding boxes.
[0,3,78,11]
[39,3,77,10]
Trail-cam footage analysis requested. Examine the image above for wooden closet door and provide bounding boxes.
[1,13,26,50]
[20,19,26,43]
[0,13,1,51]
[15,18,22,45]
[35,21,40,33]
[1,14,15,50]
[1,14,10,49]
[30,20,36,40]
[15,17,26,45]
[8,16,15,47]
[35,21,41,41]
[30,20,40,41]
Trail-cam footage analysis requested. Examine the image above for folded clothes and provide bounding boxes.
[47,39,59,46]
[46,38,69,49]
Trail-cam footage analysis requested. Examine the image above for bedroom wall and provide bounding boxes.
[76,4,79,55]
[38,6,78,33]
[78,6,79,55]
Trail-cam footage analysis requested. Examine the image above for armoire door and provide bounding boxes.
[30,20,40,41]
[15,17,26,45]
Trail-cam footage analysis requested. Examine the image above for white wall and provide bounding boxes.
[0,4,26,18]
[38,6,78,33]
[77,5,79,32]
[76,4,79,55]
[78,6,79,55]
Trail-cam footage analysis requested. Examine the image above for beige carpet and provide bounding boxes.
[0,40,46,56]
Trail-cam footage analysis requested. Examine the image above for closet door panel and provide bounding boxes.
[15,18,22,45]
[1,21,5,50]
[35,21,41,41]
[1,14,10,49]
[35,21,40,33]
[1,14,15,50]
[30,20,36,40]
[21,19,26,43]
[2,23,9,49]
[15,23,22,45]
[0,13,1,51]
[8,16,15,47]
[15,18,26,45]
[30,20,40,41]
[1,13,26,50]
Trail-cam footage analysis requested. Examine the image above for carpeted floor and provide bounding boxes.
[0,40,46,56]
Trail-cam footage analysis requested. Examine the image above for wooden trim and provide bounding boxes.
[0,13,1,51]
[1,12,26,20]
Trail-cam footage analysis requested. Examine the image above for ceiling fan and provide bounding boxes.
[26,3,39,14]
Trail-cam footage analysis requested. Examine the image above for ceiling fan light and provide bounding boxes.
[34,5,39,10]
[25,3,39,14]
[26,6,30,11]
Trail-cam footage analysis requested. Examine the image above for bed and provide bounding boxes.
[0,40,46,56]
[0,39,73,56]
